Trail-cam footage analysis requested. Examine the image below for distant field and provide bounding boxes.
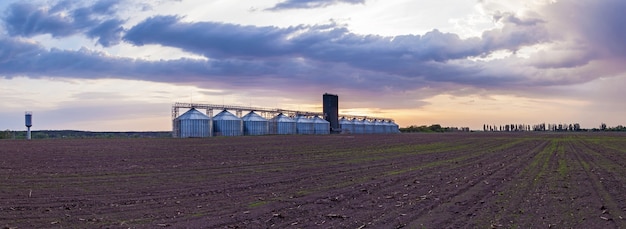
[1,133,625,228]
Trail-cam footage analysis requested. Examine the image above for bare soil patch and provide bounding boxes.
[1,133,625,228]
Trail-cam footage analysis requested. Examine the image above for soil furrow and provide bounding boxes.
[2,133,626,228]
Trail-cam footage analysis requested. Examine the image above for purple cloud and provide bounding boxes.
[2,0,125,47]
[121,15,548,85]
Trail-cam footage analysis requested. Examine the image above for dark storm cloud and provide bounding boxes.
[267,0,365,11]
[122,14,552,89]
[2,0,125,46]
[0,36,375,88]
[123,15,546,81]
[123,16,295,58]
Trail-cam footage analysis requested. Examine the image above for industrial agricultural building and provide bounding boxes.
[172,93,399,138]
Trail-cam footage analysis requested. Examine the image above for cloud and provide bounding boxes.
[266,0,365,11]
[122,15,548,85]
[2,0,626,112]
[493,12,544,26]
[543,0,626,60]
[2,0,125,47]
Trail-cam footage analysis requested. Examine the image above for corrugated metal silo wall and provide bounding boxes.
[375,121,385,134]
[214,119,243,136]
[353,120,364,134]
[244,120,269,136]
[270,121,296,135]
[384,122,393,133]
[178,119,212,138]
[365,121,375,134]
[339,121,353,134]
[390,122,400,133]
[296,120,315,135]
[314,122,330,135]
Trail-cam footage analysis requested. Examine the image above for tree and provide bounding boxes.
[0,130,11,139]
[429,124,443,132]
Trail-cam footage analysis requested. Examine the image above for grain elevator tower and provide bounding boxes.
[323,93,339,133]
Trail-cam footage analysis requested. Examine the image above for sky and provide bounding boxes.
[1,0,625,131]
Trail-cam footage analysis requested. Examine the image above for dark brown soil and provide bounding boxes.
[1,133,625,228]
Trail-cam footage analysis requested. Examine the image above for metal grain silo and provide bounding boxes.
[390,121,400,133]
[384,120,394,133]
[213,110,243,136]
[364,119,375,134]
[313,116,330,135]
[175,108,212,138]
[352,118,364,134]
[242,111,269,136]
[270,113,296,135]
[339,117,353,134]
[296,115,315,135]
[374,119,386,134]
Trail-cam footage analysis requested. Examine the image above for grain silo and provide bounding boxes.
[339,117,353,134]
[384,120,394,133]
[175,108,212,138]
[352,118,364,134]
[270,113,296,135]
[242,111,269,136]
[313,116,330,135]
[374,119,386,134]
[295,115,315,135]
[364,119,375,134]
[390,121,400,133]
[213,110,243,136]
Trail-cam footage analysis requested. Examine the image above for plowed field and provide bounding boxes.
[1,133,625,228]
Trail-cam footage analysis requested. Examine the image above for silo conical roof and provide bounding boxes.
[313,116,329,124]
[177,108,210,120]
[272,113,295,122]
[213,110,241,120]
[242,111,267,122]
[296,115,314,123]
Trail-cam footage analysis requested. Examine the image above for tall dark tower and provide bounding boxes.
[323,93,339,133]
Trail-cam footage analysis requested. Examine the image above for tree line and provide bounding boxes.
[400,124,470,133]
[483,123,625,132]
